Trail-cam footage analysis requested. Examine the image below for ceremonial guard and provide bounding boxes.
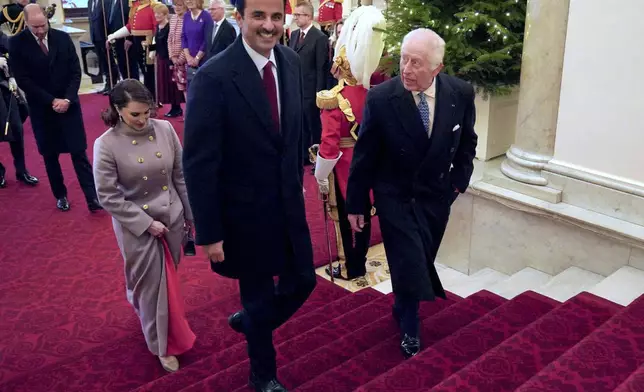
[312,5,386,282]
[107,0,157,98]
[0,30,37,188]
[317,0,342,36]
[0,0,55,35]
[281,0,293,45]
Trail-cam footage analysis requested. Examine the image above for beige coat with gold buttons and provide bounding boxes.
[93,118,193,356]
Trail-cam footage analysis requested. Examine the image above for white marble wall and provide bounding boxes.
[436,184,644,278]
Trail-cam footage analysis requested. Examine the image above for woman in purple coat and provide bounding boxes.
[181,0,212,90]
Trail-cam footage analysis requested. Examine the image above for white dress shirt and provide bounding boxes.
[413,79,436,137]
[242,38,281,118]
[212,17,225,42]
[32,32,49,50]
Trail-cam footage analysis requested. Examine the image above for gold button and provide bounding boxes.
[142,176,148,180]
[161,169,166,175]
[156,152,162,158]
[149,136,154,141]
[132,140,137,145]
[142,204,149,210]
[137,157,144,163]
[162,185,168,191]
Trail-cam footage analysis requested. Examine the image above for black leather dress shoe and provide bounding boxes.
[400,334,421,359]
[57,197,70,212]
[325,264,365,281]
[164,108,183,118]
[16,172,38,186]
[87,199,103,213]
[249,374,288,392]
[228,311,245,334]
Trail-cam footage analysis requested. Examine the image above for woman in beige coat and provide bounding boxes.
[93,79,195,373]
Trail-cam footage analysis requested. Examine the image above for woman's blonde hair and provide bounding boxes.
[153,3,169,15]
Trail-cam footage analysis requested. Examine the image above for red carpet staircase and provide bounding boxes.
[2,276,644,391]
[135,287,644,392]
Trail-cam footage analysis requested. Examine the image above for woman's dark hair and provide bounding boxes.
[101,79,154,127]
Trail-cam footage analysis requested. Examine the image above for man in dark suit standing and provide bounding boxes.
[10,5,102,212]
[204,0,236,62]
[0,30,38,188]
[289,1,327,165]
[182,0,314,390]
[88,0,119,94]
[346,28,478,359]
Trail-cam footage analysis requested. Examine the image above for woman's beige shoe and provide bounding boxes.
[159,355,179,373]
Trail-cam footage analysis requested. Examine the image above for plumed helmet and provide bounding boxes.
[332,5,386,89]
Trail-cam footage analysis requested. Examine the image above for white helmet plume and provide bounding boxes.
[334,5,386,89]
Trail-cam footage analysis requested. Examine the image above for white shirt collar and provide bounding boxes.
[301,23,313,36]
[414,78,436,99]
[32,32,47,42]
[242,37,277,73]
[214,16,225,26]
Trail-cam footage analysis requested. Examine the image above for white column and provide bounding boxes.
[501,0,570,186]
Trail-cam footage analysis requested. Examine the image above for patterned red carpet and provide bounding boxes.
[2,95,644,391]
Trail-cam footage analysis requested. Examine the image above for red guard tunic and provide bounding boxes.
[319,74,389,199]
[319,84,366,200]
[317,0,343,29]
[126,1,156,36]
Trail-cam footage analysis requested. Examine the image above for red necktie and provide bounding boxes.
[262,62,279,133]
[39,38,48,56]
[297,31,305,48]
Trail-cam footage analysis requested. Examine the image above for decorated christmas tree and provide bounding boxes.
[383,0,527,95]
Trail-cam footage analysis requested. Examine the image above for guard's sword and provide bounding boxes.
[321,192,334,283]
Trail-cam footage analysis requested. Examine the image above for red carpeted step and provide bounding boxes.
[353,291,555,392]
[0,277,345,392]
[276,290,502,391]
[295,289,518,392]
[516,293,644,392]
[174,292,404,392]
[431,292,622,391]
[133,288,381,392]
[613,363,644,392]
[180,292,461,392]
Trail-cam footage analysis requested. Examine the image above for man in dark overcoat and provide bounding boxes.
[10,4,102,212]
[0,29,38,188]
[288,1,328,166]
[346,28,478,359]
[88,0,119,94]
[182,0,315,390]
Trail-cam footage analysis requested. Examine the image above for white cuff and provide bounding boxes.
[108,26,130,42]
[314,151,342,181]
[284,14,293,28]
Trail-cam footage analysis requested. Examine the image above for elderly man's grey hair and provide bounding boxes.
[402,28,446,69]
[209,0,226,8]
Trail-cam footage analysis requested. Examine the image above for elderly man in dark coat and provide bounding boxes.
[10,4,101,212]
[0,29,38,188]
[346,28,478,359]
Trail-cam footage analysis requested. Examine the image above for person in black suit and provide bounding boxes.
[288,1,328,165]
[0,30,38,188]
[346,28,478,359]
[204,0,236,62]
[88,0,119,94]
[106,0,139,81]
[182,0,314,389]
[10,5,102,212]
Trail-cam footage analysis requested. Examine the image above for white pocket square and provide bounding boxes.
[452,124,461,132]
